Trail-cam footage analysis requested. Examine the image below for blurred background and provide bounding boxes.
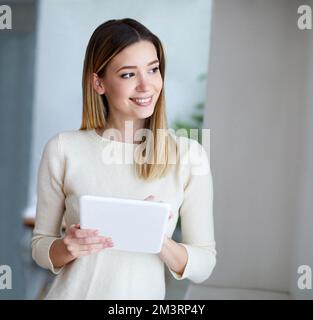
[0,0,312,299]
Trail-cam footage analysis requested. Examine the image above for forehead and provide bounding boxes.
[109,41,158,69]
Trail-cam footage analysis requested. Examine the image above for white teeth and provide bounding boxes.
[132,96,152,103]
[131,97,152,104]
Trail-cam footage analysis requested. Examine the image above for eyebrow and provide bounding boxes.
[116,59,159,73]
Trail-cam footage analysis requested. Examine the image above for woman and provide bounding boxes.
[32,18,216,300]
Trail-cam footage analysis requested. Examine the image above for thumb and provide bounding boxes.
[69,223,79,230]
[144,195,156,201]
[67,224,79,236]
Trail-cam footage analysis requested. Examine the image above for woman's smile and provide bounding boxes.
[129,95,153,107]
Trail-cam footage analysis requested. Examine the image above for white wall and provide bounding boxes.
[25,0,212,216]
[203,0,313,297]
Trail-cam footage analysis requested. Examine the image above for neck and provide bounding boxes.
[98,117,146,144]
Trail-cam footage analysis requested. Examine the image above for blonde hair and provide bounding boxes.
[79,18,177,181]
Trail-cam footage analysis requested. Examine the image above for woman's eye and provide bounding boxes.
[149,66,159,74]
[120,67,159,79]
[121,73,135,79]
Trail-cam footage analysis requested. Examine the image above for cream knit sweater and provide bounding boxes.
[31,128,216,300]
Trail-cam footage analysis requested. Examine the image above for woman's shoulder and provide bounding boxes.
[42,129,93,155]
[58,128,92,141]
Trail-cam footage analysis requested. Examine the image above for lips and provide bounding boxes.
[129,95,153,106]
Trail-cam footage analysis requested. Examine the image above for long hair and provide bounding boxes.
[80,18,177,181]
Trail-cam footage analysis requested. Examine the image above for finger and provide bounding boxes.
[66,224,79,237]
[76,242,113,252]
[144,195,155,201]
[68,223,99,237]
[71,227,99,238]
[144,195,165,205]
[68,224,78,232]
[65,236,111,245]
[67,241,113,256]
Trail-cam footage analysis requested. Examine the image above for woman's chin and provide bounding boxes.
[135,106,155,119]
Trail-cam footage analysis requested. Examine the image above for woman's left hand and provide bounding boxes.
[144,194,173,257]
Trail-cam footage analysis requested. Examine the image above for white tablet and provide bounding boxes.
[79,195,171,254]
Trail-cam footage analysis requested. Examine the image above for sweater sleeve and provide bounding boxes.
[31,133,66,275]
[168,138,216,283]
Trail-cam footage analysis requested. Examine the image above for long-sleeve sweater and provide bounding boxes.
[31,128,216,300]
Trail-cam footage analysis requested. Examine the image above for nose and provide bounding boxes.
[136,73,150,92]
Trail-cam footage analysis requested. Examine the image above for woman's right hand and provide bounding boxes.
[63,223,114,258]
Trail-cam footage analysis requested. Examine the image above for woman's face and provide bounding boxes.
[98,40,163,123]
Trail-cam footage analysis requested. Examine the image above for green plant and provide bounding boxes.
[172,101,205,144]
[171,73,207,145]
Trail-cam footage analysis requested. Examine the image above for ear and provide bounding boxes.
[92,73,106,95]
